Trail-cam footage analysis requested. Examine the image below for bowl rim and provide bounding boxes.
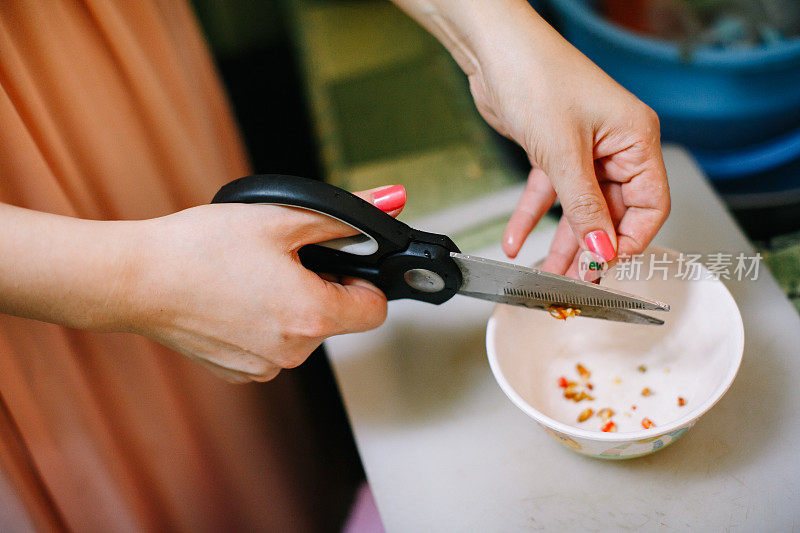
[485,248,745,442]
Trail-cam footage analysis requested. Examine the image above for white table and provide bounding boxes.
[326,146,800,531]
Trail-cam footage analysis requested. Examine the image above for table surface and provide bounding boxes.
[326,146,800,532]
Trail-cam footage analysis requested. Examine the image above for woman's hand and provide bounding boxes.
[124,185,406,383]
[0,185,406,383]
[392,0,670,277]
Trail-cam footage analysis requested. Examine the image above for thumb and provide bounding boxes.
[541,137,617,263]
[282,184,406,247]
[325,276,389,334]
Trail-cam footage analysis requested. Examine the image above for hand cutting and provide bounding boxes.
[212,175,669,325]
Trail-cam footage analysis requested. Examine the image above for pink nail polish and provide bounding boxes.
[584,230,616,262]
[372,185,406,212]
[503,234,517,258]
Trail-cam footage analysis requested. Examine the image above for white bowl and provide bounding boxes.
[486,247,744,459]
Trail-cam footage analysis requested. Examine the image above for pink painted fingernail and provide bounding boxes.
[372,185,406,212]
[584,230,616,262]
[503,233,518,259]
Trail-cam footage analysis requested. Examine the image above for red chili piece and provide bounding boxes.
[601,421,617,433]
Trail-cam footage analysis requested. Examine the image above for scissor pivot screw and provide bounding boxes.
[403,269,445,293]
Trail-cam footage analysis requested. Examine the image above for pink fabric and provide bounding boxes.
[344,483,385,533]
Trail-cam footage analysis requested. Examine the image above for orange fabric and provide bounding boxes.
[0,2,323,531]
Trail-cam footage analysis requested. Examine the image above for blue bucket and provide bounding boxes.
[694,122,800,202]
[693,123,800,181]
[546,0,800,152]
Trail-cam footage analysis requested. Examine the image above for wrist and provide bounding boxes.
[103,217,182,338]
[50,218,151,333]
[92,219,151,334]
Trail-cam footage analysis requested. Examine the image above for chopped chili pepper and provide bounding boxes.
[572,391,594,403]
[578,408,594,422]
[548,306,582,320]
[631,405,637,410]
[641,387,652,397]
[559,367,595,403]
[637,365,647,373]
[641,418,655,429]
[601,421,617,433]
[597,408,615,422]
[678,396,686,407]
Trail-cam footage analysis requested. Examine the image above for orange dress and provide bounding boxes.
[0,2,336,530]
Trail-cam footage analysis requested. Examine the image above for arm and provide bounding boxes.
[391,0,670,277]
[0,184,405,382]
[0,202,137,331]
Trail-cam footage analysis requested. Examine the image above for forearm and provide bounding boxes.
[392,1,668,272]
[389,0,558,76]
[0,203,139,331]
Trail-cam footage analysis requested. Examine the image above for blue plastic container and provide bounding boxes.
[694,123,800,203]
[693,123,800,181]
[546,0,800,152]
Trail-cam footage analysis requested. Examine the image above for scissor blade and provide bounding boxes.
[458,290,665,325]
[450,253,669,324]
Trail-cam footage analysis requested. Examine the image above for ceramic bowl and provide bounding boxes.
[486,247,744,459]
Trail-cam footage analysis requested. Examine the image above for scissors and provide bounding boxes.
[212,175,670,325]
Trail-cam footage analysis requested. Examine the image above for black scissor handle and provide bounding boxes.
[212,175,462,304]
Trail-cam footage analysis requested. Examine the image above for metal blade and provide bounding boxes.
[451,253,669,325]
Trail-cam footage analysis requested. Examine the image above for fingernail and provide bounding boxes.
[372,185,406,213]
[584,230,615,262]
[503,234,518,259]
